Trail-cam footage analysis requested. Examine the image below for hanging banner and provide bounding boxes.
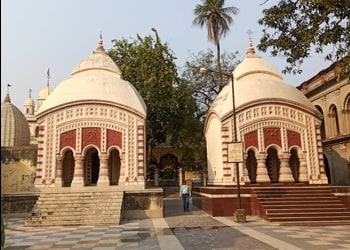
[228,142,243,163]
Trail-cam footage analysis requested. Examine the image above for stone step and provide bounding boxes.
[25,218,120,226]
[275,220,350,226]
[27,214,120,220]
[26,190,124,227]
[36,200,122,206]
[260,199,344,204]
[255,190,333,195]
[268,215,350,222]
[34,205,121,211]
[256,193,337,197]
[266,211,350,217]
[263,207,350,213]
[260,203,345,208]
[253,186,350,225]
[36,210,121,216]
[37,196,123,199]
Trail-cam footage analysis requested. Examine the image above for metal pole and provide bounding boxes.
[230,73,241,209]
[200,67,244,217]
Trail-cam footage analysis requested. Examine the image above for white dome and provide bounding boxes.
[24,96,35,107]
[1,95,30,147]
[37,36,146,116]
[210,39,317,118]
[38,86,52,100]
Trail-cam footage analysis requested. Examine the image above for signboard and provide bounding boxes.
[228,142,243,163]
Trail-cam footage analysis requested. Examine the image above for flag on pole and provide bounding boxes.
[47,68,50,79]
[7,84,12,87]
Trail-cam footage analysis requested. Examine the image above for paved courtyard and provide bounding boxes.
[3,198,350,250]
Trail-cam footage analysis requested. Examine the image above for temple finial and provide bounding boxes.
[47,68,50,87]
[246,29,255,56]
[4,84,12,103]
[7,83,12,95]
[94,33,106,53]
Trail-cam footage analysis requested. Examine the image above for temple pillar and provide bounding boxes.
[154,168,159,187]
[97,153,109,187]
[242,154,250,183]
[298,152,308,182]
[256,153,270,182]
[202,168,207,186]
[55,155,63,186]
[71,155,84,187]
[278,153,294,182]
[178,168,183,186]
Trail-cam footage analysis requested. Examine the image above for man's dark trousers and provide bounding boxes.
[182,193,189,211]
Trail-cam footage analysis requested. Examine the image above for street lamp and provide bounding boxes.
[200,67,246,223]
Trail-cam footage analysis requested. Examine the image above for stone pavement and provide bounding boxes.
[2,197,350,250]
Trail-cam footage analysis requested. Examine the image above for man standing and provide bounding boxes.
[180,181,191,212]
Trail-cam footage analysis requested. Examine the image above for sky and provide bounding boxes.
[1,0,332,109]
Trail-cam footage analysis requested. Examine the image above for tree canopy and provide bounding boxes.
[181,48,240,121]
[107,28,205,170]
[258,0,350,74]
[193,0,239,84]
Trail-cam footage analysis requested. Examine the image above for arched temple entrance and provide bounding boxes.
[85,148,100,186]
[289,148,300,182]
[62,149,75,187]
[159,153,178,186]
[266,147,280,183]
[323,154,331,184]
[246,149,257,183]
[108,149,121,185]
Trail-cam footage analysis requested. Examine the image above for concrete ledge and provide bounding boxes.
[123,188,164,219]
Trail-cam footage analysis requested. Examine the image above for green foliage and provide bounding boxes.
[107,28,206,168]
[192,0,239,86]
[167,79,206,170]
[193,0,239,45]
[108,28,179,124]
[181,48,240,121]
[258,0,350,74]
[177,49,240,170]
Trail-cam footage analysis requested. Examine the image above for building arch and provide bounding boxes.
[328,104,340,137]
[323,153,331,184]
[315,105,326,140]
[60,147,75,187]
[265,145,281,183]
[107,146,121,185]
[159,153,179,185]
[343,93,350,133]
[246,147,258,183]
[289,147,300,182]
[82,145,100,186]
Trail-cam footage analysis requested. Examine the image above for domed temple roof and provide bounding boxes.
[37,35,146,116]
[1,94,30,147]
[210,38,318,118]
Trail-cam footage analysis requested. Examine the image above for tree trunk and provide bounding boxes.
[216,42,223,86]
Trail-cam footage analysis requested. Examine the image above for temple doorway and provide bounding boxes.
[323,154,331,184]
[62,149,74,187]
[246,149,257,183]
[289,148,300,182]
[266,147,280,183]
[109,149,121,185]
[85,148,100,186]
[159,153,178,186]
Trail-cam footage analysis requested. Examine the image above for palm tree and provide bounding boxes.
[193,0,238,84]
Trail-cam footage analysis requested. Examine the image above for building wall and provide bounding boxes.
[298,62,350,185]
[1,146,37,193]
[34,102,146,189]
